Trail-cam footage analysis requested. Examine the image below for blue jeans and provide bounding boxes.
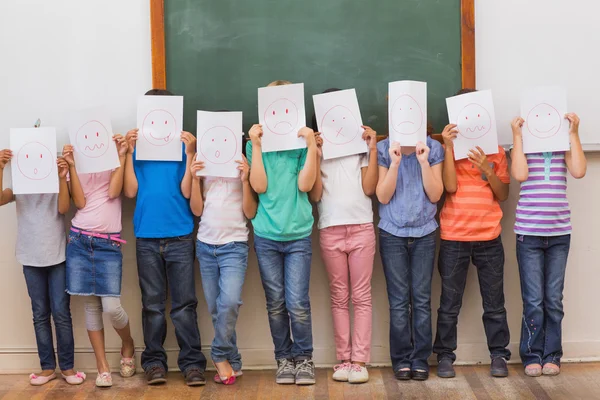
[23,263,75,371]
[379,230,436,372]
[196,240,248,371]
[433,237,511,362]
[254,235,313,360]
[517,234,570,367]
[136,234,206,373]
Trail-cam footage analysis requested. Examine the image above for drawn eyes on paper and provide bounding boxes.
[264,98,299,135]
[142,109,178,146]
[390,94,424,135]
[75,120,110,158]
[320,105,360,145]
[457,103,492,139]
[200,126,238,165]
[526,103,562,139]
[17,142,54,180]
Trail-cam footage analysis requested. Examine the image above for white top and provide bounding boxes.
[317,154,373,230]
[197,177,249,245]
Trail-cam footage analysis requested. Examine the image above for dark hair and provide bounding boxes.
[311,88,341,130]
[456,88,476,96]
[145,89,174,96]
[427,122,434,136]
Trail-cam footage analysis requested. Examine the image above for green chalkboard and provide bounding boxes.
[164,0,462,136]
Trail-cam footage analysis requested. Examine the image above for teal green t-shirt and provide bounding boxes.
[246,141,314,241]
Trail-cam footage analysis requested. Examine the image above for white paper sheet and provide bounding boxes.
[10,128,59,194]
[68,106,120,174]
[313,89,367,160]
[137,95,184,161]
[258,83,307,152]
[520,86,570,154]
[446,90,499,160]
[388,81,427,146]
[196,111,243,178]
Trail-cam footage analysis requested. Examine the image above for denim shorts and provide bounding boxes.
[66,228,123,297]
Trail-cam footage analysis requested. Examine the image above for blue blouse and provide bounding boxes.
[377,137,444,238]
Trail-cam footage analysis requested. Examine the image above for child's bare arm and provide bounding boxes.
[308,134,323,202]
[360,126,379,196]
[238,155,258,219]
[108,134,128,199]
[63,145,86,209]
[248,125,268,194]
[57,157,70,214]
[189,156,205,217]
[565,113,587,179]
[0,149,14,206]
[297,127,317,193]
[510,117,529,182]
[180,132,197,199]
[123,129,139,198]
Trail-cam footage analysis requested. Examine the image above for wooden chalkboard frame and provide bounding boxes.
[149,0,476,91]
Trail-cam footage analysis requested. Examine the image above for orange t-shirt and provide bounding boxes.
[440,146,510,242]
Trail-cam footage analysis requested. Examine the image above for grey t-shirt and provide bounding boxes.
[15,194,66,267]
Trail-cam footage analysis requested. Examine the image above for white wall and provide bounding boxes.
[0,0,599,373]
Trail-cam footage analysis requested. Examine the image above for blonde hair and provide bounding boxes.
[267,80,292,87]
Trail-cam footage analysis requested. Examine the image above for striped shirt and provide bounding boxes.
[514,152,571,237]
[197,177,249,245]
[440,146,510,242]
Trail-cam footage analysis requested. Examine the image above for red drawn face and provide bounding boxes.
[142,109,178,146]
[320,105,360,145]
[457,103,492,139]
[17,141,54,180]
[264,98,299,135]
[526,103,562,139]
[76,120,110,158]
[200,126,238,165]
[390,94,424,135]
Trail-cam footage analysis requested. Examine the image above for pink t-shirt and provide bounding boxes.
[71,171,122,233]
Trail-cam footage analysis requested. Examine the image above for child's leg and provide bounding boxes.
[379,230,412,372]
[101,297,134,357]
[282,237,313,361]
[47,262,75,373]
[346,224,376,365]
[320,226,352,363]
[541,235,571,366]
[84,296,110,373]
[408,232,436,372]
[254,236,293,360]
[23,266,56,374]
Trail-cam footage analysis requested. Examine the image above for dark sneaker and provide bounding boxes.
[275,358,296,385]
[437,359,456,378]
[295,359,316,385]
[411,369,429,381]
[145,366,167,385]
[184,368,206,386]
[491,357,508,378]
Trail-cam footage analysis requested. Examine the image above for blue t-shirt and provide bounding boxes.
[132,146,194,238]
[377,137,444,238]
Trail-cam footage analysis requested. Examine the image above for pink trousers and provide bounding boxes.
[319,223,375,363]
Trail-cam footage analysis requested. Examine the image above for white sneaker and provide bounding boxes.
[332,362,352,382]
[348,364,369,384]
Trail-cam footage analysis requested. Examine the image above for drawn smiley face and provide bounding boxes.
[17,142,54,180]
[264,98,299,135]
[320,105,361,145]
[142,109,178,146]
[200,126,238,165]
[457,103,492,139]
[391,95,424,135]
[526,103,562,139]
[75,120,110,158]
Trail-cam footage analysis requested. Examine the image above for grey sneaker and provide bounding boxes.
[275,358,296,384]
[295,359,316,385]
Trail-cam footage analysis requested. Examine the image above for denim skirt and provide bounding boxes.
[66,228,123,297]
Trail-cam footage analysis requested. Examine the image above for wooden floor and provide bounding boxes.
[2,363,600,400]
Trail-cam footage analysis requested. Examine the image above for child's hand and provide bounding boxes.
[389,141,402,166]
[298,127,316,146]
[113,134,128,157]
[362,125,377,150]
[190,155,205,179]
[0,149,13,169]
[62,145,75,167]
[249,124,263,146]
[511,117,524,137]
[57,157,69,179]
[125,129,138,154]
[181,131,197,156]
[236,154,250,182]
[467,146,492,175]
[416,141,430,166]
[314,133,323,158]
[566,113,580,136]
[442,124,458,149]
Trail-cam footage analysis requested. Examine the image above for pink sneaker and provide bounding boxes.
[62,371,86,385]
[120,353,136,378]
[29,372,56,386]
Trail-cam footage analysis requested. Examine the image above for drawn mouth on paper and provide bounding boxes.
[336,127,345,137]
[150,132,172,142]
[466,125,487,133]
[274,121,293,130]
[535,126,556,134]
[84,143,105,152]
[396,121,415,128]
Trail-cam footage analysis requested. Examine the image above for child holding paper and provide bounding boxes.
[375,134,444,382]
[511,113,586,377]
[64,137,136,388]
[308,88,378,384]
[247,80,319,386]
[434,89,512,379]
[189,150,257,385]
[0,149,85,386]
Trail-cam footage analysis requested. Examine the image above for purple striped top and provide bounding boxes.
[514,152,572,236]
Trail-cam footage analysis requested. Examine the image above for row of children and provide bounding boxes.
[0,83,587,388]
